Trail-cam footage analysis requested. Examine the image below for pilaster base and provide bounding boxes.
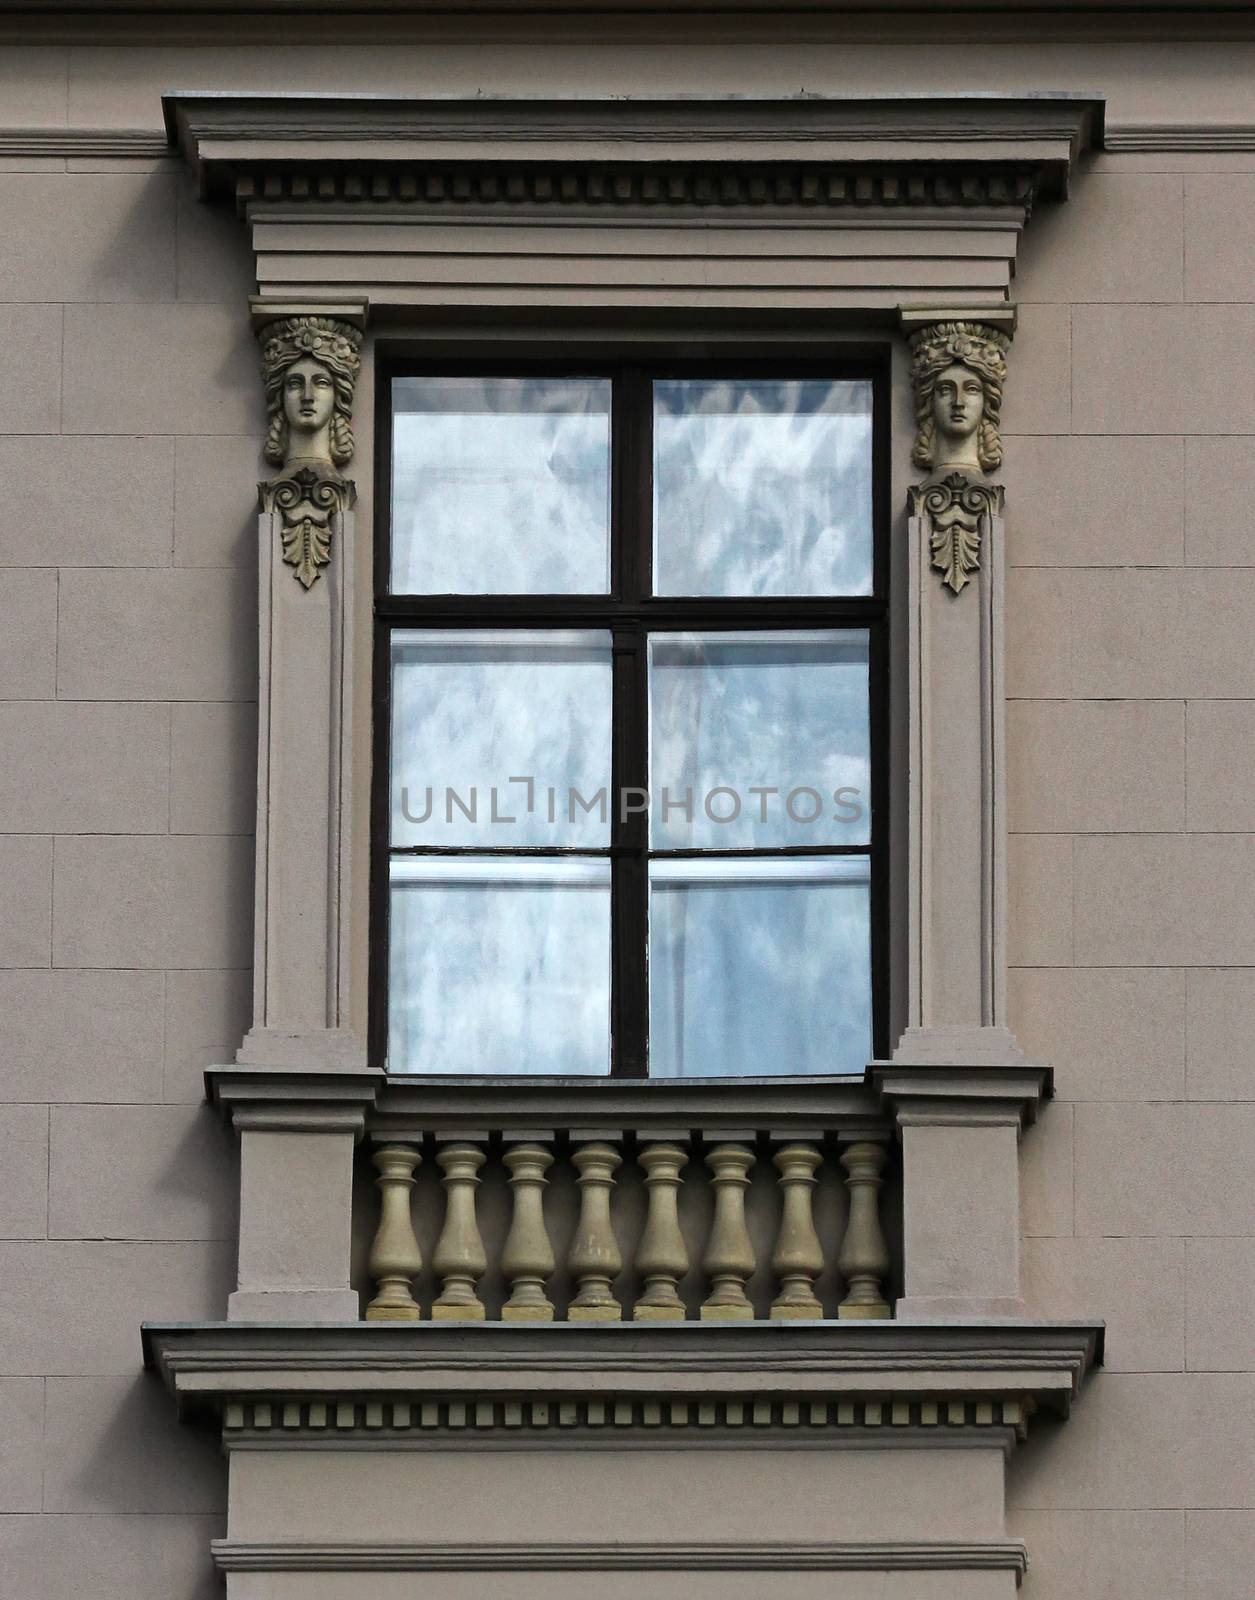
[896,1295,1027,1321]
[228,1289,361,1322]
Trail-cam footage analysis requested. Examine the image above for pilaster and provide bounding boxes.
[873,307,1042,1318]
[213,297,376,1321]
[237,296,369,1074]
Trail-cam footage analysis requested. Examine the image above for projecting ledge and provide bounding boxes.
[142,1319,1103,1448]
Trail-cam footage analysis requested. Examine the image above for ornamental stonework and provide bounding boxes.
[906,319,1011,594]
[257,314,363,587]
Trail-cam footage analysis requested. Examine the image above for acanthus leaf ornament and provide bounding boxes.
[918,473,1002,596]
[270,468,346,590]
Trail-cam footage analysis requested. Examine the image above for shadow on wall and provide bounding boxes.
[63,1370,225,1516]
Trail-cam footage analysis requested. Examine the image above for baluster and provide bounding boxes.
[633,1142,689,1321]
[770,1142,824,1319]
[501,1142,556,1322]
[701,1143,756,1321]
[567,1140,622,1321]
[837,1140,891,1320]
[431,1141,488,1321]
[365,1143,423,1321]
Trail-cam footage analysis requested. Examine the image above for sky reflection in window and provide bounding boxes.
[391,376,611,594]
[653,379,873,596]
[390,630,613,848]
[649,630,870,849]
[389,856,611,1076]
[649,857,871,1078]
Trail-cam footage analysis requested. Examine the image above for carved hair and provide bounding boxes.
[908,320,1010,474]
[259,316,363,469]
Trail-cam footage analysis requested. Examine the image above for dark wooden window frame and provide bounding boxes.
[370,353,891,1078]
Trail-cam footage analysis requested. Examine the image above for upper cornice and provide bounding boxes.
[10,0,1255,14]
[164,91,1101,212]
[7,4,1255,48]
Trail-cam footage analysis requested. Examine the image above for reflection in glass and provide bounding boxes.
[649,857,871,1079]
[653,379,873,596]
[389,856,611,1076]
[390,630,613,848]
[391,376,612,594]
[649,631,870,849]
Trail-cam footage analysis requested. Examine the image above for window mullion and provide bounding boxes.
[611,629,648,1078]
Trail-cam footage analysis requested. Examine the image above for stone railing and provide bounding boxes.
[360,1081,895,1324]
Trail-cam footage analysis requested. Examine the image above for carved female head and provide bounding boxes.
[909,321,1009,476]
[260,316,363,472]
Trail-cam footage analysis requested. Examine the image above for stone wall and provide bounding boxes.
[1005,155,1255,1600]
[0,23,1251,1600]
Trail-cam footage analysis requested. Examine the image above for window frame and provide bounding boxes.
[370,352,892,1078]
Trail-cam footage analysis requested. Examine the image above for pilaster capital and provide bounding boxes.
[865,1058,1052,1133]
[251,295,367,530]
[900,304,1016,594]
[207,1065,382,1137]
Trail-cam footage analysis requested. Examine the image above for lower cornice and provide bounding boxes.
[211,1536,1029,1576]
[143,1318,1102,1450]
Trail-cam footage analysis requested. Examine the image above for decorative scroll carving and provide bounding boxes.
[266,468,352,590]
[256,314,362,586]
[912,472,1004,596]
[906,318,1011,594]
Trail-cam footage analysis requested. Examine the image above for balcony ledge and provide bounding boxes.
[143,1317,1102,1451]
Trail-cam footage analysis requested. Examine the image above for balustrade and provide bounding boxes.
[363,1092,893,1323]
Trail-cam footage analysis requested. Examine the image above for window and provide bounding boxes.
[373,362,888,1078]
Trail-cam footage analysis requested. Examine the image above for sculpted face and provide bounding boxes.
[282,356,336,438]
[932,362,985,448]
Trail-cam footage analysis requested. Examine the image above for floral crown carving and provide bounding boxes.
[908,320,1009,391]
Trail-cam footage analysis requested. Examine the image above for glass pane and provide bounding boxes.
[389,856,611,1076]
[391,376,611,594]
[653,378,873,596]
[649,630,869,849]
[649,856,871,1079]
[391,630,613,847]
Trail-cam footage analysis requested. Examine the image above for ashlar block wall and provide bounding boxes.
[0,26,1252,1600]
[0,75,261,1600]
[1005,157,1255,1599]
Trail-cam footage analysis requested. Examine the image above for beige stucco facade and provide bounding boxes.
[1,5,1253,1599]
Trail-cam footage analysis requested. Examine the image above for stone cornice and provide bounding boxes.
[161,91,1100,315]
[143,1319,1103,1427]
[206,1067,892,1140]
[869,1061,1052,1130]
[165,92,1099,206]
[208,1067,381,1134]
[210,1538,1030,1576]
[371,1074,885,1140]
[12,1,1255,15]
[8,120,1255,161]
